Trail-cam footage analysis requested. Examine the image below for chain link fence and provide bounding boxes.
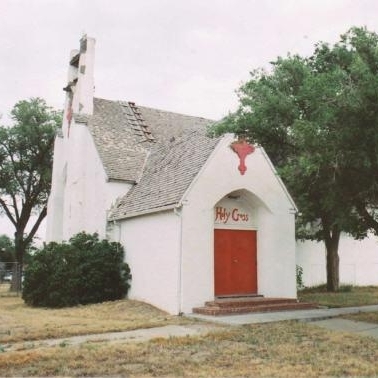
[0,262,22,296]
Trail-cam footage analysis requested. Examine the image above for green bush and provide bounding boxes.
[296,265,304,290]
[22,232,131,308]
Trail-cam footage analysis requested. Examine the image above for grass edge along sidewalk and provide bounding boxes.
[298,284,378,308]
[0,287,378,376]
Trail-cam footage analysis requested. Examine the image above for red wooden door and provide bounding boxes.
[214,229,257,296]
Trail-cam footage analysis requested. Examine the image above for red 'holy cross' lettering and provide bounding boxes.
[230,139,255,175]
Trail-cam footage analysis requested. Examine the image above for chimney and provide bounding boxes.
[62,35,95,135]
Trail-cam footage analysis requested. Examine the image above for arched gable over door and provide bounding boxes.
[214,191,259,296]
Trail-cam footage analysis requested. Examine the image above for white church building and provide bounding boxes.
[46,36,299,314]
[46,36,378,314]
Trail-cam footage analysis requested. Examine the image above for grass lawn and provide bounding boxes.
[298,285,378,308]
[1,290,378,376]
[0,296,194,344]
[299,285,378,325]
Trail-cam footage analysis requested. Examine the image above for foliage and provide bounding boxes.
[22,232,131,308]
[296,265,304,290]
[0,98,62,270]
[0,235,15,264]
[0,235,15,280]
[211,27,378,291]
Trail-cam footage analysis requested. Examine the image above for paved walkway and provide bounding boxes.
[3,324,217,352]
[4,305,378,352]
[188,304,378,325]
[188,304,378,340]
[309,318,378,339]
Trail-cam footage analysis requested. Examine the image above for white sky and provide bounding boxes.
[1,0,378,239]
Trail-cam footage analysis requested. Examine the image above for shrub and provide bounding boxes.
[22,232,131,308]
[296,265,304,290]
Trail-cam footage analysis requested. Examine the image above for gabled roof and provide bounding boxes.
[109,130,221,220]
[89,98,150,182]
[89,98,214,182]
[86,97,220,219]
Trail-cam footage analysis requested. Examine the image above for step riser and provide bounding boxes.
[205,298,298,308]
[193,302,317,316]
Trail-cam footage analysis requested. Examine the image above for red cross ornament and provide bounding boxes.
[230,139,255,175]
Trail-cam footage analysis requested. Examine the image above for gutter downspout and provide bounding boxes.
[174,205,184,315]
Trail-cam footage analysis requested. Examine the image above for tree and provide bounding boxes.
[211,27,378,291]
[0,235,15,280]
[0,98,61,287]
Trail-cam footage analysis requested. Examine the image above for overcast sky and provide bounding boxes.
[1,0,378,238]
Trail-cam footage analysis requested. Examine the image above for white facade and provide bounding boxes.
[116,211,181,314]
[47,121,130,242]
[114,135,297,314]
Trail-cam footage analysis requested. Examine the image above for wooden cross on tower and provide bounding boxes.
[230,139,255,175]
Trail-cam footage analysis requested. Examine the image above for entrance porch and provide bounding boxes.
[192,296,317,316]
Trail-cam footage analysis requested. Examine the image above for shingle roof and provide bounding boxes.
[87,97,221,219]
[89,98,150,182]
[109,130,221,219]
[89,98,214,182]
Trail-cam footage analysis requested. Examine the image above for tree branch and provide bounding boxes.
[356,204,378,234]
[0,197,17,227]
[10,193,20,222]
[24,206,47,246]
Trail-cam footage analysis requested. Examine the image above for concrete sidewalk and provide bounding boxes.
[4,305,378,352]
[3,324,217,352]
[309,318,378,339]
[188,304,378,325]
[188,304,378,340]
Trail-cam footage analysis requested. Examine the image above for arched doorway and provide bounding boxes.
[214,191,258,296]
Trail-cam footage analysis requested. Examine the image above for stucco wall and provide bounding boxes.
[46,134,65,242]
[297,234,378,287]
[118,211,181,314]
[47,36,131,243]
[179,135,297,313]
[47,122,130,242]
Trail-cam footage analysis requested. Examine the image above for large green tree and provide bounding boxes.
[212,27,378,291]
[0,98,61,283]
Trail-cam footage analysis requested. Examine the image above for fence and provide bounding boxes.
[0,262,22,296]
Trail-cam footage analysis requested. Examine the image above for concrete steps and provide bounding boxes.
[192,297,318,316]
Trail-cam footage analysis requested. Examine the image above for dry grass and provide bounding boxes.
[298,285,378,307]
[0,296,192,343]
[0,283,18,297]
[1,321,378,376]
[342,311,378,324]
[1,295,378,376]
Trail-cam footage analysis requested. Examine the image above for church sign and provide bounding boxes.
[214,199,256,230]
[215,206,249,224]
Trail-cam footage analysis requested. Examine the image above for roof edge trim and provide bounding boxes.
[259,146,298,213]
[178,134,228,207]
[107,178,136,184]
[110,203,179,221]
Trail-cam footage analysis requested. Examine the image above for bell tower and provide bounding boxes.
[62,35,95,137]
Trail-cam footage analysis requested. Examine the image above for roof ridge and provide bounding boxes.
[93,97,215,122]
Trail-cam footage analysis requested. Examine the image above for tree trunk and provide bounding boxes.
[11,231,25,292]
[323,224,341,292]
